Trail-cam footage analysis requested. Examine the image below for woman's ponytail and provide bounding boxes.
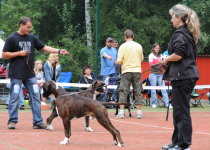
[186,9,200,44]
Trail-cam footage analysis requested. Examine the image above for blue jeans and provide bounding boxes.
[8,77,44,125]
[6,83,25,106]
[102,73,116,101]
[102,73,116,83]
[149,74,169,107]
[116,73,121,78]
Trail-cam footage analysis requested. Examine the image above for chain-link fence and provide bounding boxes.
[0,0,209,97]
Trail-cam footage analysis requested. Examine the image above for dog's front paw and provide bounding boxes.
[117,143,123,147]
[46,124,53,130]
[89,116,95,120]
[60,137,69,145]
[85,126,94,132]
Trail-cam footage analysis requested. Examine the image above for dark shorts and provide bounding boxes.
[119,72,144,104]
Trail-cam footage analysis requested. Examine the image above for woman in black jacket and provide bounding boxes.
[161,4,200,150]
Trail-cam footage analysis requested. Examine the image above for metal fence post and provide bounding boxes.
[187,0,189,7]
[95,0,99,75]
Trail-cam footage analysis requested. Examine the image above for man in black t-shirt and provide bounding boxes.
[2,16,69,129]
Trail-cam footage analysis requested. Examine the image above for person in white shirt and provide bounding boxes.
[148,43,169,108]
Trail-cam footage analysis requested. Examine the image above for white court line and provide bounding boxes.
[0,131,173,135]
[110,119,210,136]
[194,132,210,135]
[110,119,173,130]
[0,131,209,135]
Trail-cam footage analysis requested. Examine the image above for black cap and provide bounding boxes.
[106,37,113,42]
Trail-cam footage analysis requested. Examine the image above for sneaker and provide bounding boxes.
[152,105,157,108]
[33,123,47,129]
[116,113,125,119]
[6,104,8,109]
[137,112,143,119]
[20,105,25,110]
[8,122,16,129]
[169,104,173,109]
[162,143,178,149]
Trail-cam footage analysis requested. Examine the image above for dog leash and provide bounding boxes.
[102,63,161,86]
[68,53,162,87]
[166,82,170,121]
[67,54,163,95]
[68,54,90,84]
[24,52,35,75]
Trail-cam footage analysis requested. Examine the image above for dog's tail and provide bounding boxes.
[101,102,131,105]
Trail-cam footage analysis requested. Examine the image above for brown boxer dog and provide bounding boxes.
[42,81,124,146]
[43,80,107,132]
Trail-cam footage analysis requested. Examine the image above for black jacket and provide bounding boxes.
[79,73,100,84]
[163,25,199,81]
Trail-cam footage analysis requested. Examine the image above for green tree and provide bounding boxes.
[186,0,210,55]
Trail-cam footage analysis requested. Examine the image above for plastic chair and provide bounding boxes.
[107,77,118,102]
[60,72,72,89]
[190,89,205,108]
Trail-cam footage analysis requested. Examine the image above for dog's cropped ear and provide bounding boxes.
[44,81,50,91]
[51,81,57,89]
[92,80,98,89]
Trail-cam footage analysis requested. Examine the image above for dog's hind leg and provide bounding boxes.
[84,116,93,132]
[95,112,124,147]
[115,105,119,115]
[46,108,58,130]
[60,119,71,145]
[115,86,120,116]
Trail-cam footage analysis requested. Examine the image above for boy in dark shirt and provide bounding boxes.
[2,16,68,129]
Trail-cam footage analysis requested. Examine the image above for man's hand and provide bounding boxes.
[19,50,29,56]
[107,56,113,60]
[103,53,113,60]
[60,49,69,55]
[114,61,118,65]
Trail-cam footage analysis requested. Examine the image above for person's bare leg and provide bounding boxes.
[137,104,142,110]
[120,105,124,110]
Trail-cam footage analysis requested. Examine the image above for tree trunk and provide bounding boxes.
[85,0,92,49]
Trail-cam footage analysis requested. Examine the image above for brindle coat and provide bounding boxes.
[42,80,124,146]
[43,80,106,132]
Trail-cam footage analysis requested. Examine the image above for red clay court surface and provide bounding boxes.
[0,111,210,150]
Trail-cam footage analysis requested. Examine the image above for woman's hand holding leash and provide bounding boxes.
[160,58,168,67]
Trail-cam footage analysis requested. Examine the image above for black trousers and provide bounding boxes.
[171,81,196,148]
